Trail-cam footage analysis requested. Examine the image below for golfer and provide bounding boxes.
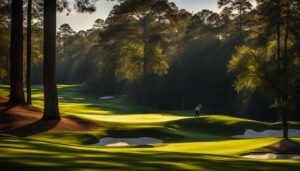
[194,104,203,118]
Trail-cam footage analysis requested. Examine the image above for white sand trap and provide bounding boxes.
[99,96,115,100]
[243,153,300,160]
[233,129,300,138]
[106,142,129,147]
[93,137,163,147]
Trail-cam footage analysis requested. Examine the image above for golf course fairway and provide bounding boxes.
[1,85,300,171]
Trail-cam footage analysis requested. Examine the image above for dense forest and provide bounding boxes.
[1,0,300,121]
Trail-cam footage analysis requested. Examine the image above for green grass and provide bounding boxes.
[1,84,300,171]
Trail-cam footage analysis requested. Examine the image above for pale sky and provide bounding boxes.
[57,0,219,32]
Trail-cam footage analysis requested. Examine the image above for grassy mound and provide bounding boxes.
[166,115,300,137]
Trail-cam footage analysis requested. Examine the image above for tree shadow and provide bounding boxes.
[5,119,59,137]
[0,101,17,113]
[1,147,300,171]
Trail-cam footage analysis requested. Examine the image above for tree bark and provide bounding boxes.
[9,0,25,104]
[239,0,242,37]
[276,0,282,72]
[180,81,185,110]
[142,16,148,106]
[282,111,288,139]
[225,22,228,41]
[282,0,292,140]
[275,0,289,139]
[26,0,32,105]
[43,0,60,120]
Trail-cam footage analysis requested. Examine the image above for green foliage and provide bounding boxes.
[0,27,9,82]
[116,42,144,81]
[228,0,300,119]
[228,46,264,92]
[229,41,300,112]
[0,0,10,83]
[147,43,169,76]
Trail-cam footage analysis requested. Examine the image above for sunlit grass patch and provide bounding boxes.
[73,113,187,124]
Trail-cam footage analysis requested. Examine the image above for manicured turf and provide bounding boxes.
[0,85,300,171]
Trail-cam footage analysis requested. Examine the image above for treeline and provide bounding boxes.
[1,0,300,121]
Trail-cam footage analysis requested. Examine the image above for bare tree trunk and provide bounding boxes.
[9,0,25,104]
[276,0,281,98]
[43,0,60,120]
[142,17,148,107]
[282,111,288,139]
[239,0,242,37]
[26,0,32,105]
[225,22,228,41]
[180,75,185,110]
[282,0,291,140]
[275,0,289,139]
[179,62,185,110]
[6,53,9,83]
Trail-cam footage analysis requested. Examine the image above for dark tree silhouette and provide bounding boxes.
[43,0,60,120]
[9,0,25,104]
[26,0,32,105]
[42,0,98,120]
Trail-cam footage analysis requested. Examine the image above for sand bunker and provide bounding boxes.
[233,129,300,138]
[93,137,163,147]
[99,96,115,100]
[243,153,300,160]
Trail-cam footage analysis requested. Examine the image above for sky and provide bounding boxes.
[57,0,219,32]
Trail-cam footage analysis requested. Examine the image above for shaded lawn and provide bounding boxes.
[5,85,158,114]
[0,84,186,116]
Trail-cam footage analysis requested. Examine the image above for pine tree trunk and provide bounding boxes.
[276,0,281,73]
[276,0,281,101]
[142,17,148,106]
[239,0,242,37]
[181,85,185,110]
[275,0,289,140]
[26,0,32,105]
[9,0,25,104]
[43,0,60,120]
[282,0,291,140]
[225,23,228,41]
[282,112,288,139]
[180,68,185,110]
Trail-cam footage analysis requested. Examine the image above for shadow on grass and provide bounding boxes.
[0,139,299,171]
[6,119,59,137]
[0,101,16,113]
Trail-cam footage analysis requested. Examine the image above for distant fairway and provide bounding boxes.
[1,85,300,171]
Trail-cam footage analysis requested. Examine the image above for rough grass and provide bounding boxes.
[1,85,300,171]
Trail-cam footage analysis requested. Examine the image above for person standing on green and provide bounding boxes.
[194,104,203,118]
